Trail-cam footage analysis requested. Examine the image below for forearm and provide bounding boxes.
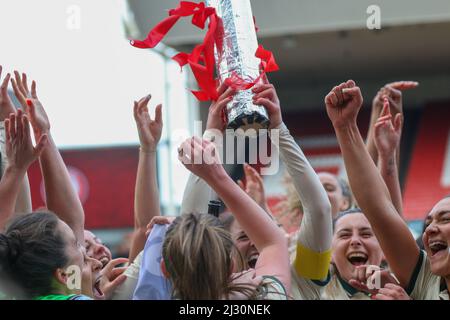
[0,166,27,230]
[129,151,160,263]
[335,123,418,286]
[379,155,403,217]
[274,123,332,252]
[39,133,85,242]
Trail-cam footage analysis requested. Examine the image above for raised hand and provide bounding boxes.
[206,82,235,132]
[372,81,418,116]
[348,264,401,296]
[325,80,363,129]
[99,257,129,300]
[0,66,16,120]
[374,98,402,160]
[373,283,411,300]
[11,71,50,139]
[133,95,163,153]
[178,136,224,183]
[4,109,48,171]
[237,163,268,210]
[227,269,263,300]
[252,82,282,129]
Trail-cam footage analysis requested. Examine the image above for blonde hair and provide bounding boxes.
[162,212,258,300]
[275,171,303,228]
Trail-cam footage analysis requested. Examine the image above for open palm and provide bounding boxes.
[0,66,16,120]
[325,80,364,129]
[11,71,50,138]
[374,99,402,159]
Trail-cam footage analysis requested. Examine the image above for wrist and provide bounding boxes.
[140,147,157,154]
[333,121,358,133]
[371,102,382,115]
[269,118,282,130]
[204,165,228,186]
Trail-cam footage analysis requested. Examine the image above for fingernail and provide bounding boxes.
[26,99,33,107]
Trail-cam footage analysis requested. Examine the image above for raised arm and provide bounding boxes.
[325,80,419,287]
[0,110,47,229]
[374,98,404,217]
[237,163,271,214]
[366,81,418,166]
[178,137,290,291]
[180,83,235,214]
[129,95,162,263]
[11,71,85,243]
[0,66,32,214]
[253,83,332,281]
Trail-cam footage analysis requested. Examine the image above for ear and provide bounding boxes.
[160,259,170,279]
[54,268,68,286]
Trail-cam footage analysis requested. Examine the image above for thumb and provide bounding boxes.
[155,104,163,125]
[106,274,127,292]
[394,113,403,133]
[255,97,277,114]
[31,81,38,99]
[25,99,36,119]
[342,87,362,102]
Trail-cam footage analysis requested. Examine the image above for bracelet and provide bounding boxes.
[140,148,157,154]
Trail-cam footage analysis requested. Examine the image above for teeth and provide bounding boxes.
[429,241,447,246]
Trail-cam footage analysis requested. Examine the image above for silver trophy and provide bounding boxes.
[205,0,270,132]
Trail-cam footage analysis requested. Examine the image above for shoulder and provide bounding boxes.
[408,250,442,300]
[257,276,289,300]
[70,295,93,300]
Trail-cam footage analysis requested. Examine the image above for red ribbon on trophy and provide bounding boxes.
[130,1,279,102]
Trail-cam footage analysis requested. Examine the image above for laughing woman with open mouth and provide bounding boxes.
[324,79,449,300]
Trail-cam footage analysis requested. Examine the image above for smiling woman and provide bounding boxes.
[322,209,384,300]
